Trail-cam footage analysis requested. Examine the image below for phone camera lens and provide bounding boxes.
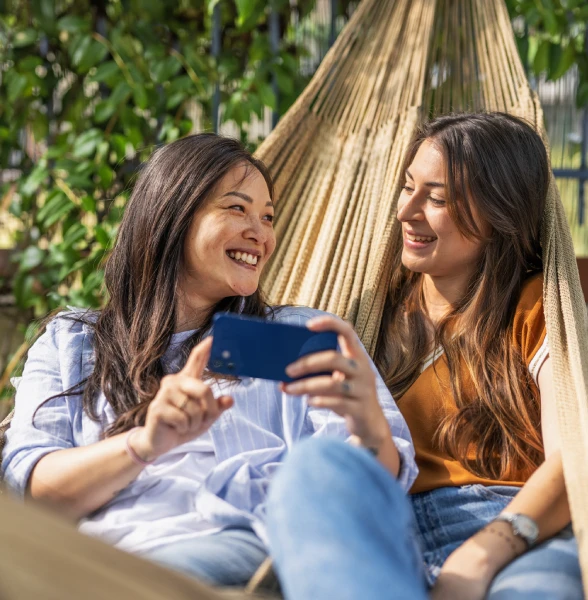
[227,362,235,370]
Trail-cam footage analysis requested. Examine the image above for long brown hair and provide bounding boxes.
[61,134,275,436]
[375,112,549,480]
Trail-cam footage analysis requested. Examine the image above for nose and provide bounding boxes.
[243,214,268,246]
[396,192,425,223]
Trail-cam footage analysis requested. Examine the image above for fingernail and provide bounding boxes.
[285,365,299,377]
[283,384,299,395]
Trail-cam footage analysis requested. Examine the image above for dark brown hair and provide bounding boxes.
[61,134,275,436]
[375,112,549,480]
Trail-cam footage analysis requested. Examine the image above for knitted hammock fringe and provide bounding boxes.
[255,0,588,593]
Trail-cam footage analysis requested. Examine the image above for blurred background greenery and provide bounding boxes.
[0,0,587,412]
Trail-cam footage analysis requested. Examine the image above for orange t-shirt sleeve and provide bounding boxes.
[512,274,548,382]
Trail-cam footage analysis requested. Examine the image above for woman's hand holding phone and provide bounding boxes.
[129,337,234,462]
[282,316,390,454]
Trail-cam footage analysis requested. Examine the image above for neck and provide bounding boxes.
[174,282,218,333]
[421,270,473,324]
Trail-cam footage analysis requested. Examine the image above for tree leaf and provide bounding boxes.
[12,29,37,47]
[236,0,259,26]
[72,129,103,158]
[7,72,28,103]
[90,61,120,84]
[550,43,576,80]
[94,100,117,123]
[81,195,96,213]
[132,85,149,109]
[20,165,48,197]
[57,15,90,33]
[577,82,588,108]
[257,81,277,110]
[533,39,551,75]
[18,247,45,271]
[36,192,73,226]
[94,225,110,248]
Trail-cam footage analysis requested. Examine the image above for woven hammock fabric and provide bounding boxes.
[256,0,588,591]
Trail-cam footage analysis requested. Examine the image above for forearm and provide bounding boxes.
[453,451,569,581]
[28,431,144,520]
[349,432,401,477]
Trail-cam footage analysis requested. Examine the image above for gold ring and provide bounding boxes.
[178,397,189,411]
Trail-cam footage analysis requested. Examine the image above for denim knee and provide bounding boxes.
[268,437,408,522]
[487,530,583,600]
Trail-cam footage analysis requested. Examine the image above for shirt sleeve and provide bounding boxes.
[2,317,77,495]
[512,275,549,384]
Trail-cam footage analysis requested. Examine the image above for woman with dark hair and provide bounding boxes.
[266,113,584,599]
[2,134,416,587]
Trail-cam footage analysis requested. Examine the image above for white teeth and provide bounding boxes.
[407,233,436,243]
[227,251,259,265]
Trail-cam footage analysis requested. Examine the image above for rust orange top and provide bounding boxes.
[398,275,548,494]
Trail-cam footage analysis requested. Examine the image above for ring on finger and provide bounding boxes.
[341,380,353,397]
[178,397,189,411]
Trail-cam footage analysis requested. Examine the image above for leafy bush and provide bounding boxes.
[506,0,588,106]
[0,0,319,314]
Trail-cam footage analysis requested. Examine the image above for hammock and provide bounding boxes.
[0,0,586,597]
[255,0,588,594]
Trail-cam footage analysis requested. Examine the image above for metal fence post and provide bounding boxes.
[579,30,588,225]
[329,0,339,48]
[212,4,221,133]
[269,5,280,129]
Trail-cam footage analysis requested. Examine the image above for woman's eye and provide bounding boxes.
[429,197,446,207]
[401,185,414,193]
[263,214,274,223]
[229,205,245,213]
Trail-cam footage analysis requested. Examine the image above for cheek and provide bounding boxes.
[266,231,277,258]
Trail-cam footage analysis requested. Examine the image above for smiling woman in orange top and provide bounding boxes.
[265,113,583,600]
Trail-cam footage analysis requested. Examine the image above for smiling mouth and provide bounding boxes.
[405,233,437,244]
[226,251,259,267]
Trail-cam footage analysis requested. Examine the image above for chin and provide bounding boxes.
[401,255,426,274]
[230,281,259,297]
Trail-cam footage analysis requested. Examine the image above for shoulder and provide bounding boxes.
[31,307,97,361]
[269,305,333,327]
[516,273,543,313]
[512,273,544,335]
[45,307,97,340]
[511,273,547,373]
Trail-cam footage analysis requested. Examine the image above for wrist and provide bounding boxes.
[355,428,387,455]
[466,520,525,576]
[125,427,158,465]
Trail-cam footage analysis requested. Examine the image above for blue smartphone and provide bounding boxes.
[208,312,338,383]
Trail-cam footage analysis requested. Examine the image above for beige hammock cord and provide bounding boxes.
[256,0,588,592]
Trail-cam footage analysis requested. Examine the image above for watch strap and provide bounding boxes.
[494,512,539,549]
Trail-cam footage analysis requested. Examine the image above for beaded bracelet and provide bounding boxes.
[483,525,522,556]
[125,427,155,467]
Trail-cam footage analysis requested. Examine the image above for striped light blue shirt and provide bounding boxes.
[2,306,417,555]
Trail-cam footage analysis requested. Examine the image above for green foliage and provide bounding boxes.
[506,0,588,106]
[0,0,317,314]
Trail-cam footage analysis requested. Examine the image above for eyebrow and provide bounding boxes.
[405,169,445,189]
[222,191,274,207]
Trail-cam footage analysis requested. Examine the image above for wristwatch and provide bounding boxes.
[493,512,539,549]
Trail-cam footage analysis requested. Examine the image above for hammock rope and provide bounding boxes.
[256,0,588,592]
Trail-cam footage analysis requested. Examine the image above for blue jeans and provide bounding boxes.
[142,528,267,586]
[266,438,583,600]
